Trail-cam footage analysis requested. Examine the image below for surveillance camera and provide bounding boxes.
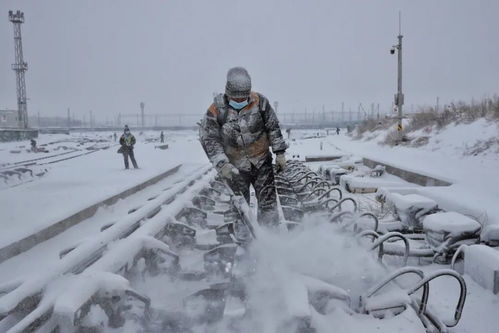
[390,48,395,55]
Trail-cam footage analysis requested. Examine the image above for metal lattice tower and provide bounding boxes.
[9,10,29,129]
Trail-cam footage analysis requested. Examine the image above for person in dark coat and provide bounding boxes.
[30,139,37,152]
[160,131,165,143]
[119,125,139,169]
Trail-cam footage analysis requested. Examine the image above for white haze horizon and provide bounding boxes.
[0,0,498,123]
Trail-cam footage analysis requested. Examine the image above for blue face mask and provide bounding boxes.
[229,99,249,110]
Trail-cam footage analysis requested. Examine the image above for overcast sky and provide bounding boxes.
[1,0,498,122]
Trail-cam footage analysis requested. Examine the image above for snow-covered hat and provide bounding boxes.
[225,67,251,99]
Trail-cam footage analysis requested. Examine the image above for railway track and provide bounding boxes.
[0,142,113,188]
[0,164,213,331]
[0,161,469,332]
[1,143,111,170]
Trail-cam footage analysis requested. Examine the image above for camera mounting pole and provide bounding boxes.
[392,12,404,132]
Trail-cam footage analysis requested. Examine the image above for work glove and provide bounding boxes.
[275,153,286,173]
[219,163,239,181]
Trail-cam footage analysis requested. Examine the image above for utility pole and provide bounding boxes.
[273,101,279,113]
[67,107,71,129]
[341,102,345,123]
[391,12,404,132]
[140,102,145,127]
[9,10,29,129]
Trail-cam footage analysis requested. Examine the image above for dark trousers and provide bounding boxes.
[123,148,138,169]
[227,155,279,226]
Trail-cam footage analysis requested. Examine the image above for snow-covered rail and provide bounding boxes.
[272,160,469,333]
[0,160,471,332]
[0,141,112,171]
[0,141,114,189]
[0,164,185,263]
[0,165,213,332]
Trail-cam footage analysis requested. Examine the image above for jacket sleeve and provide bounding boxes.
[131,136,136,145]
[259,94,288,153]
[200,105,230,170]
[119,136,125,145]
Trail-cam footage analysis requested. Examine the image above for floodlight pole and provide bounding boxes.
[9,10,29,129]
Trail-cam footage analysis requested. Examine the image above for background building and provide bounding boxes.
[0,109,19,128]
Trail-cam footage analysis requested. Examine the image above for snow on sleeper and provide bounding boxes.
[389,193,438,229]
[422,212,481,237]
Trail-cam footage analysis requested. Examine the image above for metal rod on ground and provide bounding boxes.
[220,178,261,239]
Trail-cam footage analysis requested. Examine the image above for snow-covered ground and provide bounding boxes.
[0,126,498,332]
[359,118,499,162]
[0,163,204,283]
[0,130,207,248]
[290,124,499,240]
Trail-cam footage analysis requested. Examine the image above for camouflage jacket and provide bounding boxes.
[200,92,287,171]
[119,134,136,147]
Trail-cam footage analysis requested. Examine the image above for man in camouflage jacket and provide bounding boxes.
[119,125,139,169]
[200,67,287,226]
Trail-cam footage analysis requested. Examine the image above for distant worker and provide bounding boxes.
[30,139,37,152]
[286,128,291,139]
[113,132,117,142]
[119,125,139,169]
[199,67,287,226]
[160,131,165,143]
[336,127,340,135]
